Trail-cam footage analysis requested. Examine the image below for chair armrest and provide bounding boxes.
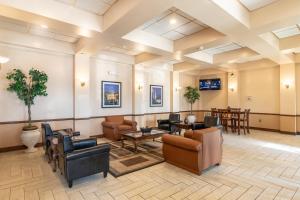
[184,130,193,139]
[157,119,170,124]
[66,144,110,161]
[162,134,201,152]
[72,131,80,137]
[192,123,205,130]
[73,138,97,150]
[124,120,137,127]
[102,121,117,128]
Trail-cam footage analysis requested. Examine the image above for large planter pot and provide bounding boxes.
[21,128,40,153]
[187,114,196,124]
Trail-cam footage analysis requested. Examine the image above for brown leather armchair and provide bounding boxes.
[162,127,222,175]
[102,116,137,140]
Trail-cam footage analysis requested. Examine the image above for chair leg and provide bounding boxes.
[68,180,73,188]
[104,171,108,178]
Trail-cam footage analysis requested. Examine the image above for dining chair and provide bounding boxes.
[218,109,230,132]
[211,108,218,117]
[229,108,241,133]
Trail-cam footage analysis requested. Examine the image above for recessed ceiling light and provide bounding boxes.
[40,24,48,29]
[169,18,177,25]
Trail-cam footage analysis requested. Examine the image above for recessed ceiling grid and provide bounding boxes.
[272,25,300,39]
[201,43,244,55]
[238,0,279,11]
[54,0,117,15]
[0,16,80,43]
[141,8,208,41]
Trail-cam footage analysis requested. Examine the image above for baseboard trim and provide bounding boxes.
[250,127,298,135]
[0,143,43,153]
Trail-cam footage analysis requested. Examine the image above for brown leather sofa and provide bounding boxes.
[101,116,137,140]
[162,127,222,175]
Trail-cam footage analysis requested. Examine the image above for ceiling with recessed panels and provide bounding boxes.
[0,0,298,72]
[272,25,300,39]
[141,8,207,41]
[54,0,117,15]
[239,0,279,11]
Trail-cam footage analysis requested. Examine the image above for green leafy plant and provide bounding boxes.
[184,86,200,114]
[6,68,48,130]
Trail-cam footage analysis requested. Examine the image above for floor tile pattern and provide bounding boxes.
[1,130,300,199]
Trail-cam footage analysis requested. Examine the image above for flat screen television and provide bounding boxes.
[199,78,221,91]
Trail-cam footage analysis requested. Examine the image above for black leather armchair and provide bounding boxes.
[41,123,57,153]
[157,113,181,134]
[192,116,223,132]
[57,131,110,188]
[41,123,80,156]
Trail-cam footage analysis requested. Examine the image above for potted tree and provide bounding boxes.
[183,86,200,124]
[6,68,48,153]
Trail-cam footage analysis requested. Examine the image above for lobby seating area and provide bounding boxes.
[1,0,300,199]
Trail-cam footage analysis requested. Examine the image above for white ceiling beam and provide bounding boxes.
[75,0,174,54]
[0,28,74,54]
[174,0,293,64]
[0,0,102,32]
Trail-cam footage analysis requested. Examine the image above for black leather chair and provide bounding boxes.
[192,116,223,132]
[41,123,56,153]
[57,131,110,188]
[157,113,181,134]
[41,123,80,157]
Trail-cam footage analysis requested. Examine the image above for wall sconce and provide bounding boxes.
[80,81,86,87]
[285,83,290,89]
[175,86,182,92]
[0,56,9,70]
[138,84,143,91]
[283,80,292,89]
[107,71,118,76]
[229,87,235,92]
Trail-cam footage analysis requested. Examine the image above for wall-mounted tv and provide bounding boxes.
[199,78,221,91]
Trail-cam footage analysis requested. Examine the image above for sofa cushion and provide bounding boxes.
[118,125,132,130]
[106,116,124,124]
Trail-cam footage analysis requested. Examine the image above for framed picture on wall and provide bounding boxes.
[150,85,163,107]
[101,81,122,108]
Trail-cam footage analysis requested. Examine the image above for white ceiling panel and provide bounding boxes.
[272,25,300,39]
[202,43,243,55]
[239,0,278,11]
[176,22,205,35]
[54,0,117,15]
[144,12,189,35]
[162,31,184,40]
[75,0,110,15]
[142,9,207,41]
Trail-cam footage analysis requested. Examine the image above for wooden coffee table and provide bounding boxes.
[121,129,167,152]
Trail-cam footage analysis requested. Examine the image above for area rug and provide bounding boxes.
[108,139,164,177]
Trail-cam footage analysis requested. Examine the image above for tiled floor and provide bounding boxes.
[1,130,300,200]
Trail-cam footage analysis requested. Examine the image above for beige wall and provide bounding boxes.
[239,66,280,113]
[179,73,197,111]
